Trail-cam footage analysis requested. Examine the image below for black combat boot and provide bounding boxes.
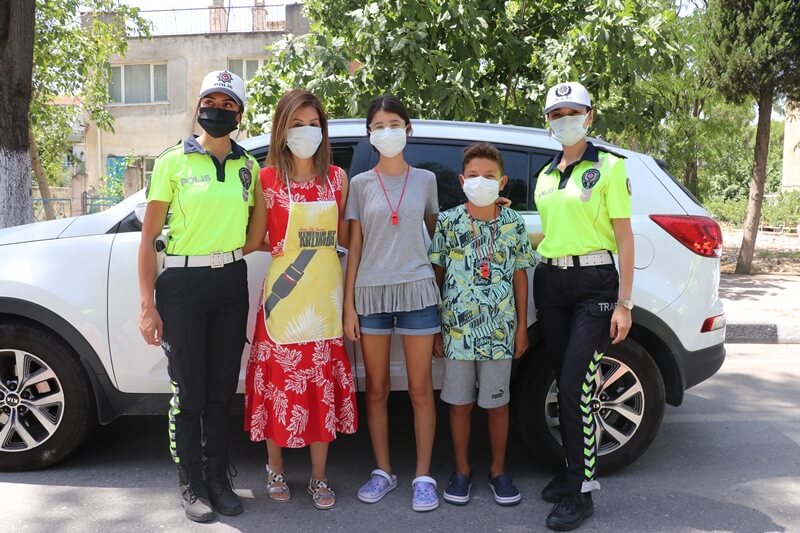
[177,463,216,523]
[205,457,243,516]
[546,492,594,531]
[541,471,571,503]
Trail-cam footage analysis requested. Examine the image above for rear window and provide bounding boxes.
[654,158,702,207]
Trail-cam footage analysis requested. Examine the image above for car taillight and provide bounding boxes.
[701,314,726,333]
[649,215,723,257]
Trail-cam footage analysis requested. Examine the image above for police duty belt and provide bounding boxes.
[263,249,317,320]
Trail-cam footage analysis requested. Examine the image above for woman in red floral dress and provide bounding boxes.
[244,90,357,510]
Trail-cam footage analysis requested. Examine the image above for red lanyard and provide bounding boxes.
[467,203,498,279]
[374,165,410,225]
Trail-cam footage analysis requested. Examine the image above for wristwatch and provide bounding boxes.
[617,298,634,310]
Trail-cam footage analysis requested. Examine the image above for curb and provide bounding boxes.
[726,323,800,344]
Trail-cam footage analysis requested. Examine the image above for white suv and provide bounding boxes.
[0,120,726,472]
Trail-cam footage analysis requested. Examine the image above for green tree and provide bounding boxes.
[703,117,784,201]
[605,9,713,196]
[246,0,681,136]
[31,0,148,220]
[705,0,800,273]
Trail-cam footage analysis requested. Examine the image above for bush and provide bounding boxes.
[705,191,800,229]
[705,198,747,225]
[762,191,800,229]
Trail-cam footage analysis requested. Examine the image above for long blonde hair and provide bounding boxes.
[268,90,331,181]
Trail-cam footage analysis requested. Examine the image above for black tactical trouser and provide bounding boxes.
[155,259,249,467]
[533,260,619,494]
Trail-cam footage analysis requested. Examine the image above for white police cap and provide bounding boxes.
[199,70,245,108]
[544,82,592,115]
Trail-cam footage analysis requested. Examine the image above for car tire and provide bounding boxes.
[514,338,665,474]
[0,323,95,471]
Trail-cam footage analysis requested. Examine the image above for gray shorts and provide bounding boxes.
[440,358,512,409]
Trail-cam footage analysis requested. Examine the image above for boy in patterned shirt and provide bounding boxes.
[430,142,535,507]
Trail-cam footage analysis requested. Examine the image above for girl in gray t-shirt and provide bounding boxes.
[343,95,442,512]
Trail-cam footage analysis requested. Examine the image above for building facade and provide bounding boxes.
[83,2,309,196]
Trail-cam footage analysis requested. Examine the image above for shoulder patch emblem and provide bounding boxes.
[627,177,632,196]
[581,168,601,190]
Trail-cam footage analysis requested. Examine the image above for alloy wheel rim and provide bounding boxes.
[0,349,65,453]
[544,356,645,456]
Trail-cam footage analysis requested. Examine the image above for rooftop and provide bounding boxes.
[138,3,289,36]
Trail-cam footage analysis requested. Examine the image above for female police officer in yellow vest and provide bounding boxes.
[532,82,634,531]
[137,70,266,523]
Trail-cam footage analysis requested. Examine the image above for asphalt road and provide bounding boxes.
[2,344,799,533]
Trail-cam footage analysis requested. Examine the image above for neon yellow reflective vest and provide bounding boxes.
[147,136,259,255]
[534,142,631,258]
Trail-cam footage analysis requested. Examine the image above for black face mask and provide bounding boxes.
[197,107,239,138]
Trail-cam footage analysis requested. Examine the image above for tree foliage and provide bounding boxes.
[706,0,800,104]
[31,0,149,185]
[246,0,681,135]
[705,0,800,273]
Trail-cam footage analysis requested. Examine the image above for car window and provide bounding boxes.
[654,158,703,208]
[332,144,356,174]
[529,151,557,212]
[389,140,530,212]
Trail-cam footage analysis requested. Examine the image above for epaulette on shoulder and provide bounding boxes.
[239,145,255,159]
[156,139,183,160]
[596,145,627,159]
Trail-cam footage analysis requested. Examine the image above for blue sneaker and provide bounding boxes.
[443,472,471,505]
[357,469,398,503]
[489,473,521,506]
[411,475,439,512]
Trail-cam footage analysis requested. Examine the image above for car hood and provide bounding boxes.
[0,217,77,246]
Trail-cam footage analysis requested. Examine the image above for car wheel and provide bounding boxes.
[515,338,665,474]
[0,323,95,471]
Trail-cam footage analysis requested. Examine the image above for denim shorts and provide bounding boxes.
[358,305,441,336]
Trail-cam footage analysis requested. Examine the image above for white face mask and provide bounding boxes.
[549,114,589,147]
[462,176,500,207]
[286,125,322,159]
[370,127,407,158]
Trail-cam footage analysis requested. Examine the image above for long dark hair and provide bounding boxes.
[365,95,412,134]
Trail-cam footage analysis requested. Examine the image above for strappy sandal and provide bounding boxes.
[307,477,335,510]
[265,464,291,502]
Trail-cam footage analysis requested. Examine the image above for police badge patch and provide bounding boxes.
[581,168,601,189]
[580,168,601,202]
[239,166,252,202]
[555,84,572,97]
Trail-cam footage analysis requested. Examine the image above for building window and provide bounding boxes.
[109,63,168,104]
[227,58,265,81]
